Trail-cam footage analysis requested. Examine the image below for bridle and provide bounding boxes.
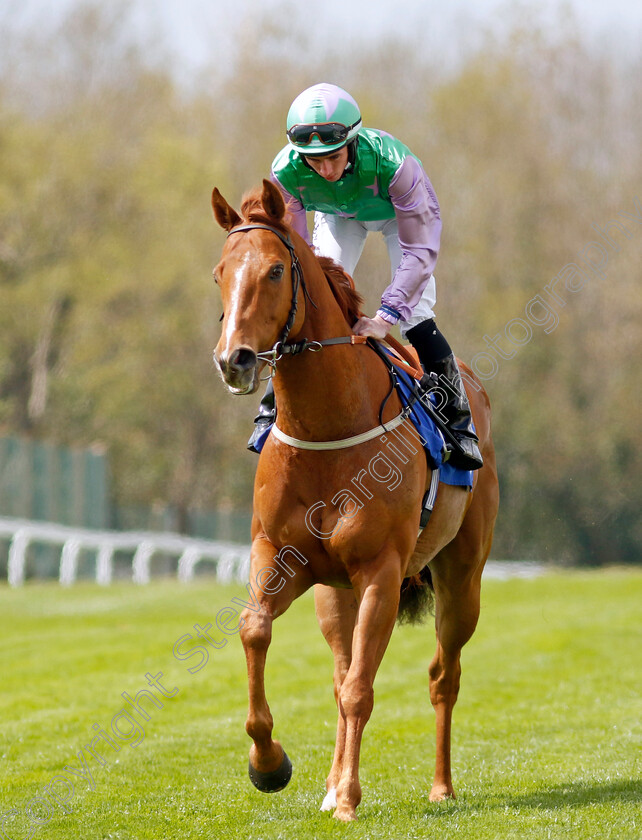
[226,223,323,374]
[222,221,427,451]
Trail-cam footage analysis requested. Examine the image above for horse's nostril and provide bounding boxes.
[229,347,257,372]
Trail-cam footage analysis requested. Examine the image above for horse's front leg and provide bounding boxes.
[333,557,403,821]
[314,584,358,811]
[240,536,312,792]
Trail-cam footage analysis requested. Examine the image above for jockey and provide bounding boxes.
[249,82,482,470]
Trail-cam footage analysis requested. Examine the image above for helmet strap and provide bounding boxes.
[346,136,358,168]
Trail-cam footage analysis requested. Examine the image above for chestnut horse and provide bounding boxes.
[211,179,499,822]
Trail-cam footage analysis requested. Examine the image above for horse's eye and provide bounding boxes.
[270,264,285,281]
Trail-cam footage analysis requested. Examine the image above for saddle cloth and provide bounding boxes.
[391,362,473,490]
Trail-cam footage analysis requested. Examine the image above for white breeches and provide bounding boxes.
[312,212,436,336]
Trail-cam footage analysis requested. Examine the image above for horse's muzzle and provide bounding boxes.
[215,345,259,394]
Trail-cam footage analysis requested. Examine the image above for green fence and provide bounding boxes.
[111,505,252,544]
[0,436,109,528]
[0,435,253,581]
[0,435,110,579]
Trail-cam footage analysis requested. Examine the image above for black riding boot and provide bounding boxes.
[247,379,276,453]
[405,319,483,471]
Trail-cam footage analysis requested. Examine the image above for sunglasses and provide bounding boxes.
[287,119,360,147]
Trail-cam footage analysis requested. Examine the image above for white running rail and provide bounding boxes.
[0,517,250,587]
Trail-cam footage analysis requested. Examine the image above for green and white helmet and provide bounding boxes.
[286,83,362,156]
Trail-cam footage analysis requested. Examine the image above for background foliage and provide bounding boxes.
[0,2,640,564]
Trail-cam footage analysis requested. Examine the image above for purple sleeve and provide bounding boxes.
[378,156,442,323]
[269,172,311,244]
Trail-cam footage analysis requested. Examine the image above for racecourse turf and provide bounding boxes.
[0,568,640,840]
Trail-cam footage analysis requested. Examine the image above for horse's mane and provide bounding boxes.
[316,256,363,327]
[239,187,363,327]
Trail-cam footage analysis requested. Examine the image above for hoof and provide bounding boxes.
[248,750,292,793]
[333,806,357,822]
[429,784,456,802]
[320,787,337,812]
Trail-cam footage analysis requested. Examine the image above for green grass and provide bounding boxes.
[0,569,640,839]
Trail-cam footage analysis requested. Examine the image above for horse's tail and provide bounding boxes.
[397,565,434,625]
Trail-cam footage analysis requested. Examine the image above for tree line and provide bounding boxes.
[0,2,640,564]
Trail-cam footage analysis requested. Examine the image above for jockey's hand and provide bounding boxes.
[352,314,391,340]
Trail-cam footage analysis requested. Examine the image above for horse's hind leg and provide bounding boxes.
[427,529,488,801]
[240,537,312,792]
[314,585,358,811]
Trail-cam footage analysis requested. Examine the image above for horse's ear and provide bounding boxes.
[261,179,286,221]
[211,188,242,231]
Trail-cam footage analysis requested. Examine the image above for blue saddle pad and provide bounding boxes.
[392,364,473,489]
[253,424,272,454]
